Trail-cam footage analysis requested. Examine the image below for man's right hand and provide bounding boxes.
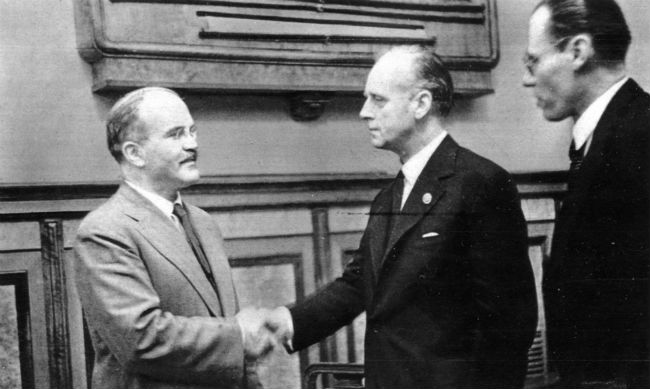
[264,307,294,350]
[235,307,278,361]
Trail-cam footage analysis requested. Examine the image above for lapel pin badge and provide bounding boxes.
[422,193,432,204]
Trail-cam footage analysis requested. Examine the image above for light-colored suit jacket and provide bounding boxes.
[73,184,260,389]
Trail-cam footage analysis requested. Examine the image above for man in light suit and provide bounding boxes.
[73,87,274,389]
[523,1,649,387]
[268,45,538,389]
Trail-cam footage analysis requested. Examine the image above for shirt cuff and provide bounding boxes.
[276,306,295,352]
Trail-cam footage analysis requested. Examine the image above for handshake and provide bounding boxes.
[235,306,294,361]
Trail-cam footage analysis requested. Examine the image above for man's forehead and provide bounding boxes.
[139,92,189,118]
[367,51,416,91]
[528,6,553,50]
[134,93,192,137]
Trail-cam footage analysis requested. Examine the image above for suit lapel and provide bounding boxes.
[118,185,224,316]
[553,80,641,265]
[368,180,400,281]
[189,207,238,316]
[377,136,456,274]
[568,79,639,201]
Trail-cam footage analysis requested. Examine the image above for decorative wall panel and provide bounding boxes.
[74,0,499,95]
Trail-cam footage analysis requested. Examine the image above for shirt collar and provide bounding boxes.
[573,76,628,150]
[401,130,448,186]
[125,180,182,217]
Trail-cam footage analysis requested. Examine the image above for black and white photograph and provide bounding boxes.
[0,1,648,388]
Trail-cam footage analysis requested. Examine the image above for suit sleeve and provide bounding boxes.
[289,232,368,351]
[463,170,538,387]
[73,221,246,387]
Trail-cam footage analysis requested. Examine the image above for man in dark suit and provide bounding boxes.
[523,1,650,387]
[267,45,538,389]
[73,87,275,389]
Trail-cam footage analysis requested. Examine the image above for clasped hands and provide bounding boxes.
[235,307,293,361]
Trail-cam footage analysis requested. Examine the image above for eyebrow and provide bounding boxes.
[165,126,186,136]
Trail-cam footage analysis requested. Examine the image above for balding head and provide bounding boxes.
[106,87,181,163]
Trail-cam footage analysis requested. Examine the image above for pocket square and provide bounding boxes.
[422,232,439,238]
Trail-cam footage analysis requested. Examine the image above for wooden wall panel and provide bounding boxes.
[230,255,305,389]
[0,251,50,389]
[0,172,567,389]
[0,222,40,251]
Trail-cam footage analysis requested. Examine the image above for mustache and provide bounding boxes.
[181,151,198,163]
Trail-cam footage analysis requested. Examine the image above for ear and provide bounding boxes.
[122,141,146,167]
[568,33,594,71]
[412,89,433,120]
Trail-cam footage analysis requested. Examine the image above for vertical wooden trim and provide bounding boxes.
[311,208,338,364]
[0,272,35,389]
[345,324,356,363]
[40,219,73,389]
[15,272,35,389]
[341,250,357,363]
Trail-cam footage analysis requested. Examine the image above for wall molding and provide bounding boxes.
[74,0,498,96]
[0,172,567,218]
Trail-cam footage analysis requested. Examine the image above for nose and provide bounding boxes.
[522,70,535,88]
[183,131,197,150]
[359,98,372,120]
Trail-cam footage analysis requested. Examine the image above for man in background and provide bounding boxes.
[268,45,538,389]
[523,1,649,387]
[73,87,274,389]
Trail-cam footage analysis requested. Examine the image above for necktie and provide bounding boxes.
[392,171,405,214]
[173,203,218,291]
[568,141,585,190]
[569,141,585,172]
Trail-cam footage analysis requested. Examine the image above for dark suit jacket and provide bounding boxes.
[73,184,260,389]
[290,136,538,389]
[543,79,650,384]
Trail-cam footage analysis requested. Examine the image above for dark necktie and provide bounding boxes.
[568,141,586,191]
[392,171,405,214]
[569,141,585,172]
[173,203,218,292]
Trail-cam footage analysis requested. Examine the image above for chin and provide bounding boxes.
[180,173,200,187]
[369,138,385,149]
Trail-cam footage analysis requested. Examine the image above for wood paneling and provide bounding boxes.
[0,251,50,389]
[0,272,33,389]
[40,220,73,389]
[230,254,306,389]
[0,172,566,389]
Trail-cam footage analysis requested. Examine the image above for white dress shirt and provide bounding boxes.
[400,130,448,209]
[572,76,628,153]
[125,181,183,229]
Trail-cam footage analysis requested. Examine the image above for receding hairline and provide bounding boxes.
[374,48,421,90]
[109,87,180,121]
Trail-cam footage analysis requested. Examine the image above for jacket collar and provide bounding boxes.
[371,135,457,275]
[116,184,226,316]
[568,78,642,196]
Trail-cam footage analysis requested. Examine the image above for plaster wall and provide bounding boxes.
[1,0,648,184]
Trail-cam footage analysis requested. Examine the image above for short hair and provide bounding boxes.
[386,45,454,117]
[106,87,179,162]
[536,0,631,64]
